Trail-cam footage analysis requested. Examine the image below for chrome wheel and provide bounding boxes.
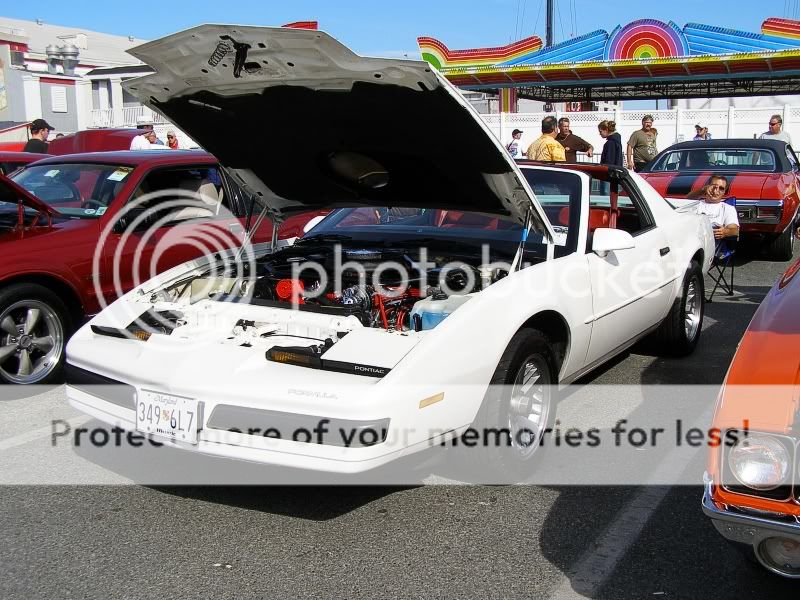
[0,300,64,384]
[507,355,551,460]
[684,276,701,342]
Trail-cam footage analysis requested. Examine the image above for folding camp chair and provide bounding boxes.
[705,197,738,302]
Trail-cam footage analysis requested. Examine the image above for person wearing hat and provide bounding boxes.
[23,119,54,153]
[693,122,712,141]
[506,128,523,158]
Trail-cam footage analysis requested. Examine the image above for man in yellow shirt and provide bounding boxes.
[525,115,566,162]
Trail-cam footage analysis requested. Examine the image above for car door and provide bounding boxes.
[106,164,245,294]
[585,177,676,365]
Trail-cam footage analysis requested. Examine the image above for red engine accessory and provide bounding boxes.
[275,279,305,304]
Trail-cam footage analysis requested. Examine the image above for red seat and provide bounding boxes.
[557,207,570,226]
[588,208,610,232]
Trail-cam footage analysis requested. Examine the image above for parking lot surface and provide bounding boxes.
[1,250,798,599]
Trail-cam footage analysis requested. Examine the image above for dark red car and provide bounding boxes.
[0,151,50,176]
[0,150,319,384]
[639,139,800,260]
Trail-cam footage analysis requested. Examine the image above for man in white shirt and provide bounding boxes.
[689,174,739,240]
[130,129,159,150]
[759,114,793,145]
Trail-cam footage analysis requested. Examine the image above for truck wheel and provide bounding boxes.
[0,284,71,385]
[469,328,557,482]
[654,260,704,357]
[765,226,794,261]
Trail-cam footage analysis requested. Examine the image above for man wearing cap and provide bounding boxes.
[693,123,712,140]
[23,119,54,153]
[505,129,523,158]
[130,116,164,149]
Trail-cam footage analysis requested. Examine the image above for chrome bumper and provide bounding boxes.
[702,477,800,545]
[734,199,783,225]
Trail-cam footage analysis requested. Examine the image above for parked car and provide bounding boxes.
[64,24,714,478]
[1,149,320,384]
[0,151,50,176]
[639,139,800,260]
[702,256,800,578]
[46,128,143,154]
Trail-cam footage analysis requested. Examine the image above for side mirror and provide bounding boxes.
[302,214,326,234]
[592,228,635,258]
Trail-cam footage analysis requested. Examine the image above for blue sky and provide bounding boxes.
[2,1,794,57]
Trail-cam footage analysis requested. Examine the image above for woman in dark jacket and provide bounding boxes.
[598,120,623,166]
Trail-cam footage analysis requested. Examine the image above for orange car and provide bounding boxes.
[702,256,800,578]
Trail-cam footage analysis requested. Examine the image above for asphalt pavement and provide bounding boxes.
[1,248,798,599]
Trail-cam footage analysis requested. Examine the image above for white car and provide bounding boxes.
[65,25,715,479]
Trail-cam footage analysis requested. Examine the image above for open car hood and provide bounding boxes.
[124,25,552,235]
[0,173,58,217]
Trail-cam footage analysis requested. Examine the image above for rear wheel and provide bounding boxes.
[765,226,794,261]
[654,260,704,357]
[0,284,71,384]
[469,328,557,482]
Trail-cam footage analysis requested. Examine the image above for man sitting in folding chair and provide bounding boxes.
[688,174,740,301]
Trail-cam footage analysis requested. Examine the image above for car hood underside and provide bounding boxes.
[123,25,551,236]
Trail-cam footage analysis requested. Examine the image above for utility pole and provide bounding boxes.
[546,0,554,47]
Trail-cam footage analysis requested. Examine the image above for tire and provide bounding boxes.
[765,225,794,261]
[654,260,704,357]
[467,328,557,483]
[0,283,72,384]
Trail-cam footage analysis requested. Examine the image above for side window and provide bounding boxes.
[130,167,231,223]
[588,178,654,236]
[616,179,654,235]
[786,146,800,172]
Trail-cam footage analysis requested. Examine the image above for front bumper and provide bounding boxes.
[702,477,800,577]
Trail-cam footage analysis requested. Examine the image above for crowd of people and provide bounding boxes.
[508,114,657,170]
[505,111,795,171]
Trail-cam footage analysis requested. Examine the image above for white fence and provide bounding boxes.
[481,105,800,158]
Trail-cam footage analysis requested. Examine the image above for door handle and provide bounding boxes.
[659,246,670,256]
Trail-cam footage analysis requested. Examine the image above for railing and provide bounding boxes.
[90,105,169,128]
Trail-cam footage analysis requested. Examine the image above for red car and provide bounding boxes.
[640,139,800,260]
[0,150,320,384]
[703,256,800,577]
[0,151,50,176]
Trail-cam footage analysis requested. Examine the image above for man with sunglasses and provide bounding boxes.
[688,174,739,240]
[759,114,793,145]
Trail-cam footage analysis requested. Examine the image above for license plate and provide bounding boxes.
[135,390,200,444]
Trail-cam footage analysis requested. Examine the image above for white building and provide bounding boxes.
[0,17,186,145]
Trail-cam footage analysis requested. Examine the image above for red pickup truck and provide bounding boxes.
[1,149,319,384]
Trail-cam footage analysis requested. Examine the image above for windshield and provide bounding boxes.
[649,148,777,172]
[304,168,581,255]
[10,163,134,219]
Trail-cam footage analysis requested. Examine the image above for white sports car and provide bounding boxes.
[65,25,715,479]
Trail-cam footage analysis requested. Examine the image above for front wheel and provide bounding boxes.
[654,260,704,357]
[468,328,557,482]
[0,284,71,384]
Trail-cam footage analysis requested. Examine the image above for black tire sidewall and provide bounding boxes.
[472,328,557,482]
[0,283,73,385]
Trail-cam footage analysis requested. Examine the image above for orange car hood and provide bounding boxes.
[713,258,800,433]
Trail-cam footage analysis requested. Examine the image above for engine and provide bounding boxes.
[247,245,506,331]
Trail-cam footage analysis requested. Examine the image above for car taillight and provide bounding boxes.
[757,206,782,220]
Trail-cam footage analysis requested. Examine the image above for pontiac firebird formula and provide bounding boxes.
[65,25,715,478]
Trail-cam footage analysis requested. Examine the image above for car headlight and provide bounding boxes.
[728,435,790,491]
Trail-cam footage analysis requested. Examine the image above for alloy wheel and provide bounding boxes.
[684,276,702,342]
[0,300,64,384]
[507,355,551,460]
